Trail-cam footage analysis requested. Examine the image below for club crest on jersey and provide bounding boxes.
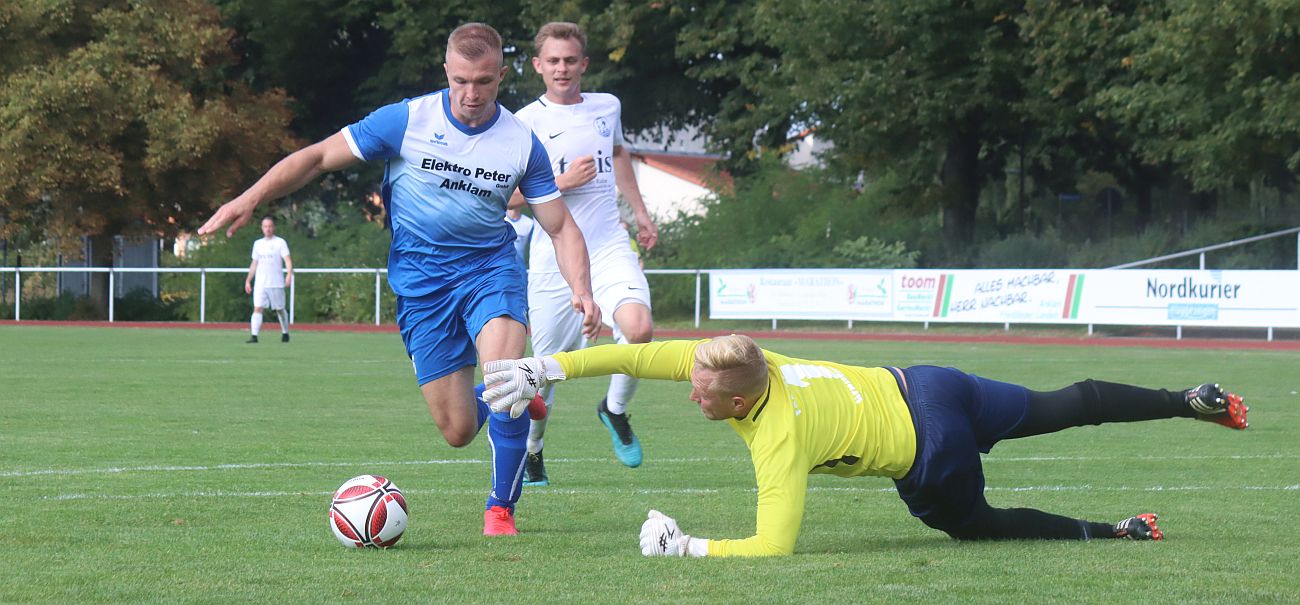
[431,132,448,147]
[594,117,612,138]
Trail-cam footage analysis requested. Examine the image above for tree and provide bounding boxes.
[0,0,298,311]
[666,0,1033,255]
[1095,0,1300,195]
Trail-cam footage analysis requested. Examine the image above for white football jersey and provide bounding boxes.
[515,93,626,273]
[251,236,290,288]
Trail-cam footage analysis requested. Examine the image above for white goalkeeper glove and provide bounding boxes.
[482,356,565,418]
[639,510,706,557]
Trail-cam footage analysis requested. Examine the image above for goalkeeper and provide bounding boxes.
[482,335,1249,557]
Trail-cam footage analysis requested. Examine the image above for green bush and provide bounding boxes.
[648,159,921,317]
[114,288,185,321]
[15,293,103,320]
[977,232,1070,268]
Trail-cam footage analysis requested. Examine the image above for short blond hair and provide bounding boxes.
[693,335,768,400]
[533,22,587,55]
[448,22,503,64]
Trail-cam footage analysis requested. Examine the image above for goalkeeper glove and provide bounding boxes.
[482,356,565,418]
[639,510,706,557]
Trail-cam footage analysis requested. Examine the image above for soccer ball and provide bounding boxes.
[329,475,408,548]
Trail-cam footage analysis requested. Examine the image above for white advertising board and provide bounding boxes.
[709,269,893,320]
[1077,270,1300,327]
[708,268,1300,328]
[891,269,1084,324]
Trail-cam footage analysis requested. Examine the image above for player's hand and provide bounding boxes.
[640,510,689,557]
[571,294,601,342]
[285,273,293,288]
[482,356,565,417]
[635,212,658,251]
[199,195,260,238]
[557,155,597,190]
[244,281,252,295]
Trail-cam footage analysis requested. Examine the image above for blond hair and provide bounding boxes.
[693,335,769,400]
[533,21,587,55]
[447,22,503,64]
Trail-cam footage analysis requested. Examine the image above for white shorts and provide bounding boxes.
[528,242,651,356]
[253,286,286,311]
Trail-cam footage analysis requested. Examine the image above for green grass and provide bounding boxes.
[1,326,1297,604]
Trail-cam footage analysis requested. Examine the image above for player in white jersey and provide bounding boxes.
[199,23,600,537]
[505,208,534,267]
[244,216,293,343]
[511,22,660,485]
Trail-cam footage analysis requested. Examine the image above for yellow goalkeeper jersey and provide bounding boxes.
[551,339,916,557]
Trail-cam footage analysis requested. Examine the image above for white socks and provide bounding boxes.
[250,312,263,336]
[605,374,639,414]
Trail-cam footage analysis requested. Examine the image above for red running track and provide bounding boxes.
[4,320,1299,351]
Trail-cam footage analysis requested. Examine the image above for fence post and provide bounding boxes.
[1199,252,1206,270]
[289,275,295,325]
[199,269,206,324]
[13,268,19,321]
[108,269,115,322]
[693,270,702,328]
[374,269,381,326]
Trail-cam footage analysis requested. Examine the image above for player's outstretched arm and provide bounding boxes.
[199,133,360,237]
[482,341,699,412]
[531,197,601,340]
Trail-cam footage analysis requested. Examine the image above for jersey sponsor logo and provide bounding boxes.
[431,132,449,147]
[419,158,511,185]
[441,178,492,199]
[555,150,614,175]
[420,157,472,175]
[594,117,612,138]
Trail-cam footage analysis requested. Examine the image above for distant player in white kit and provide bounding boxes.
[513,22,660,485]
[505,207,534,267]
[245,216,293,343]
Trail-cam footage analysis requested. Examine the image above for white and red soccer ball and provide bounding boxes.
[329,475,408,548]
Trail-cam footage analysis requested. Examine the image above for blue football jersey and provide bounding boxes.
[342,90,559,297]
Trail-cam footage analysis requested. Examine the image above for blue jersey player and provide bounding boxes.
[199,23,602,537]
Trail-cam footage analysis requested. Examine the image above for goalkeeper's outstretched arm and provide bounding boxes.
[482,340,702,412]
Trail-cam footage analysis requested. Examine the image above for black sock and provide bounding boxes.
[948,505,1118,540]
[1008,380,1194,439]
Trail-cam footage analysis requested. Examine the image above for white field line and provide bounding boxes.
[40,484,1300,502]
[3,453,1295,479]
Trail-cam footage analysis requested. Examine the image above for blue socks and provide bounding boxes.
[476,384,528,511]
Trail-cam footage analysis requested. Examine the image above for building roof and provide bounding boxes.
[629,149,733,192]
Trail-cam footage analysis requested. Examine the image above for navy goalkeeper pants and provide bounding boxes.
[890,366,1193,540]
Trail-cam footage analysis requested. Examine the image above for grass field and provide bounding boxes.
[2,325,1297,604]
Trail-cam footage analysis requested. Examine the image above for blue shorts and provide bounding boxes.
[396,262,528,386]
[890,366,1030,532]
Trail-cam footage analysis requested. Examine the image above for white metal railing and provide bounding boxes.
[0,266,708,328]
[1107,226,1300,270]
